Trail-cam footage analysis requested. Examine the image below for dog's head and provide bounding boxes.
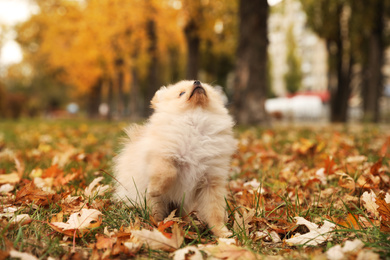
[151,80,227,114]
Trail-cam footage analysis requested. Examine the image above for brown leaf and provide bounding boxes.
[95,236,114,250]
[15,182,60,206]
[324,156,336,175]
[370,158,383,176]
[375,198,390,233]
[337,172,355,193]
[380,137,390,156]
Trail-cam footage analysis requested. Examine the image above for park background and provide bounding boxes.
[0,0,390,124]
[1,1,390,259]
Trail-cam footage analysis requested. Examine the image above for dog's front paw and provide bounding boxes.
[212,226,232,238]
[147,185,163,197]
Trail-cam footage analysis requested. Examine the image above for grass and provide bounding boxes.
[0,119,389,259]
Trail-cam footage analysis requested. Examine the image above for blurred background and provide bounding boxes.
[0,0,389,124]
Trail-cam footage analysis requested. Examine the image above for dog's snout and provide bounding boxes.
[193,80,201,86]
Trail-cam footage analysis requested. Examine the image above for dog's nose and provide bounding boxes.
[193,80,201,86]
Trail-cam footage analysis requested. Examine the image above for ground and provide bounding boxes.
[0,119,389,259]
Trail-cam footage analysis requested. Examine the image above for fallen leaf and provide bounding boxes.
[326,239,364,260]
[84,177,110,198]
[385,193,390,204]
[123,241,142,254]
[163,209,182,224]
[202,242,259,260]
[324,156,337,175]
[95,236,114,250]
[9,214,32,226]
[15,182,59,206]
[337,172,355,193]
[0,184,14,193]
[346,155,367,164]
[361,191,379,217]
[336,213,364,230]
[375,198,390,233]
[132,223,184,252]
[171,246,203,260]
[357,250,380,260]
[9,250,38,260]
[269,231,282,242]
[370,158,382,175]
[157,220,174,238]
[49,209,102,237]
[217,237,237,245]
[285,217,335,246]
[0,173,20,184]
[233,208,255,236]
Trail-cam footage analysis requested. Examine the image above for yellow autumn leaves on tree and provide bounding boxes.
[14,0,236,96]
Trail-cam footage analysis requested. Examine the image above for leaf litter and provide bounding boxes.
[0,122,389,259]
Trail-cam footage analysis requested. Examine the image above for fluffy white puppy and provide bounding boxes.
[113,80,236,237]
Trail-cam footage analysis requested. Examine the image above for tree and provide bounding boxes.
[11,0,237,118]
[301,0,390,122]
[300,0,352,122]
[351,0,390,122]
[232,0,269,125]
[284,24,302,94]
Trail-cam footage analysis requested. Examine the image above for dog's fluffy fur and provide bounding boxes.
[113,80,236,237]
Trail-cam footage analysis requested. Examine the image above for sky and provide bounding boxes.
[0,0,283,66]
[0,0,39,65]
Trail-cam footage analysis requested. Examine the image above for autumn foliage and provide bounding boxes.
[0,121,389,259]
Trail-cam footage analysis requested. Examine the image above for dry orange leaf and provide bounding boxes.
[370,158,383,176]
[157,220,174,239]
[15,182,60,206]
[376,198,390,233]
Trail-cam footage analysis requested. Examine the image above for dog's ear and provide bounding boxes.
[151,86,167,108]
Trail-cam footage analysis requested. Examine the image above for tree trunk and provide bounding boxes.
[185,18,200,80]
[145,18,159,116]
[330,39,351,122]
[88,78,103,118]
[362,2,384,123]
[330,6,351,123]
[129,68,143,120]
[232,0,269,125]
[107,78,114,120]
[116,59,126,117]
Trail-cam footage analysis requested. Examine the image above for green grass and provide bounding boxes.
[0,119,389,259]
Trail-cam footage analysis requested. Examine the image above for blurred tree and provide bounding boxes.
[144,0,159,116]
[350,0,390,122]
[233,0,269,125]
[301,0,390,122]
[0,83,6,118]
[284,24,302,94]
[183,0,202,79]
[181,0,237,84]
[11,0,236,118]
[300,0,352,122]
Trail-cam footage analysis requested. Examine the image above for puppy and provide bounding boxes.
[113,80,236,237]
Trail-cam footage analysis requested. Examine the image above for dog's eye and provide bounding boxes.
[179,91,186,97]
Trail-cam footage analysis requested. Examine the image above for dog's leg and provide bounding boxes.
[147,195,166,222]
[196,175,232,237]
[147,156,177,197]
